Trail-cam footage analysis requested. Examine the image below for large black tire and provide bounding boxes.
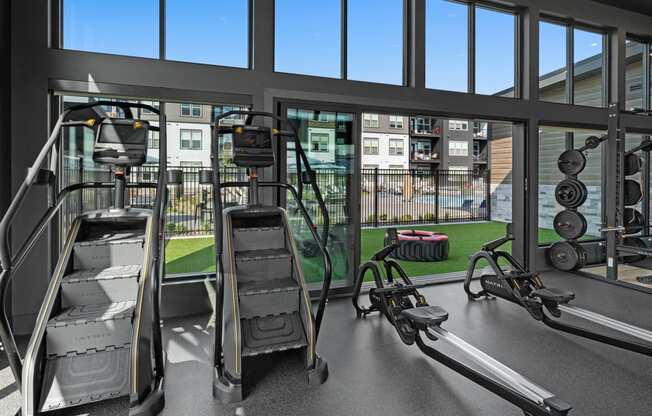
[385,234,449,262]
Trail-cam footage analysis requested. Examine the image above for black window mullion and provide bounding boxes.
[566,24,574,105]
[341,0,348,80]
[159,0,166,60]
[644,42,651,111]
[468,2,476,94]
[601,32,609,107]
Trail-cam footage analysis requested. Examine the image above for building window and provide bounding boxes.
[180,103,202,118]
[363,114,380,129]
[389,139,404,155]
[473,121,488,138]
[180,129,202,150]
[448,140,468,156]
[148,130,160,149]
[449,120,469,131]
[412,117,436,134]
[388,164,404,170]
[310,133,330,153]
[539,21,568,104]
[363,164,379,170]
[363,138,379,155]
[449,166,469,171]
[389,116,404,129]
[476,7,516,96]
[141,101,160,115]
[573,28,605,107]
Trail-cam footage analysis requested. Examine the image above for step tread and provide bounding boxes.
[238,277,299,295]
[75,233,144,247]
[62,265,142,284]
[47,302,135,328]
[235,248,291,261]
[40,348,130,412]
[241,312,307,357]
[233,226,284,233]
[242,340,307,357]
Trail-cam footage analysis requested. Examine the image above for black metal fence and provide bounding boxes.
[361,169,490,227]
[61,162,490,236]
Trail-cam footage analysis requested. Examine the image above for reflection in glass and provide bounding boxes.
[166,0,248,68]
[275,0,341,78]
[63,0,159,58]
[347,0,403,85]
[475,7,515,97]
[286,109,355,284]
[539,22,567,104]
[625,40,646,111]
[573,29,605,107]
[426,0,468,92]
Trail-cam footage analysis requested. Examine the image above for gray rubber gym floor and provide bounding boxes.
[2,271,652,416]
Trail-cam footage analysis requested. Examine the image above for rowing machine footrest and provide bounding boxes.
[543,396,573,416]
[530,287,575,304]
[400,306,449,328]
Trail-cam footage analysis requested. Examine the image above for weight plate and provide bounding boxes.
[584,135,602,150]
[623,208,644,235]
[555,178,588,208]
[622,236,647,263]
[624,179,643,206]
[548,241,586,272]
[583,242,606,265]
[557,149,587,176]
[553,210,588,240]
[624,153,642,176]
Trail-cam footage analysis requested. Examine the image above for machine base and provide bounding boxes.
[213,367,243,404]
[307,356,329,386]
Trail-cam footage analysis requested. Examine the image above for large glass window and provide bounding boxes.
[275,0,341,78]
[180,129,202,150]
[166,0,248,68]
[389,139,404,155]
[573,28,605,107]
[63,0,159,58]
[363,138,380,155]
[625,40,646,111]
[426,0,469,92]
[539,21,568,104]
[363,113,380,128]
[475,7,516,97]
[347,0,403,85]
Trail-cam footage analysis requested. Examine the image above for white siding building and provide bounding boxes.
[361,132,410,169]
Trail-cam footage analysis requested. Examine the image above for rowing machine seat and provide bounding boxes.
[400,306,449,327]
[530,287,575,304]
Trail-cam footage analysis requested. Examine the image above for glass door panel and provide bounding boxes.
[284,107,356,287]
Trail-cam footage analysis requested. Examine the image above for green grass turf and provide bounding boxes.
[164,222,563,279]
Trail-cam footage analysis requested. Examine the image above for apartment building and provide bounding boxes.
[361,113,410,169]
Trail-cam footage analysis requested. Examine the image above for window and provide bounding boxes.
[412,117,437,134]
[389,116,404,129]
[275,0,341,78]
[180,103,202,118]
[449,120,468,131]
[389,139,404,155]
[426,0,469,92]
[166,0,248,68]
[573,28,605,107]
[473,121,488,138]
[180,161,202,168]
[180,129,202,150]
[363,138,379,155]
[448,140,468,156]
[63,0,159,58]
[141,101,160,115]
[213,105,248,125]
[148,130,160,149]
[388,164,404,169]
[476,7,516,97]
[310,133,330,153]
[363,114,380,128]
[449,166,469,171]
[347,0,403,85]
[625,40,646,111]
[539,21,568,104]
[363,164,379,170]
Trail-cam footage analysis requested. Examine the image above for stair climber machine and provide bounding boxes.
[0,101,170,415]
[464,224,652,357]
[352,229,572,416]
[209,111,332,403]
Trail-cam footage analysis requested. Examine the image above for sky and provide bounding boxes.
[63,0,606,95]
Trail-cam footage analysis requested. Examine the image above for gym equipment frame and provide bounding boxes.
[465,224,652,358]
[354,229,572,416]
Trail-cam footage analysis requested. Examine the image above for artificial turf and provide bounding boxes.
[164,222,563,279]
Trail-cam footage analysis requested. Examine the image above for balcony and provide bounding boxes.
[410,128,441,137]
[411,151,440,163]
[473,152,488,163]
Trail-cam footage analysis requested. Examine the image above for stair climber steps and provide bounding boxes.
[74,235,145,270]
[235,248,293,282]
[61,265,140,308]
[238,277,301,319]
[241,312,308,357]
[46,301,135,357]
[232,226,286,252]
[40,348,130,412]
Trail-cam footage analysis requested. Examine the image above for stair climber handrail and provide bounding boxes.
[210,110,333,371]
[0,100,161,400]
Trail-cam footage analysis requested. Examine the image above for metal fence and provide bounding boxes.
[361,169,490,227]
[61,162,489,235]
